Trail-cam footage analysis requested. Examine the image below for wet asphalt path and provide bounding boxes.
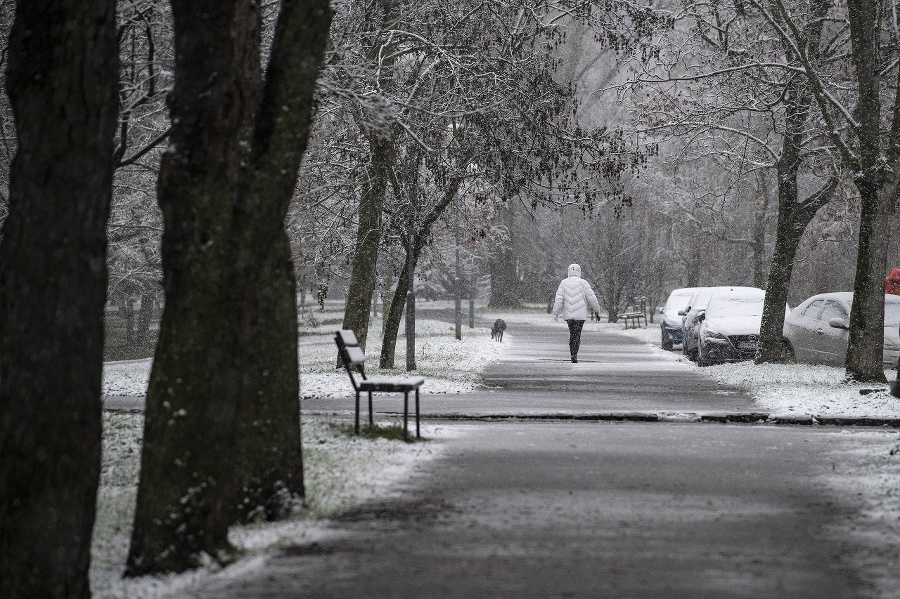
[189,422,873,598]
[178,314,889,598]
[301,316,757,419]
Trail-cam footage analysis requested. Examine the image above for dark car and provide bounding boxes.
[659,287,702,350]
[696,287,766,366]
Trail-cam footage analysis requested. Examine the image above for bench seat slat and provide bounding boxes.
[359,376,425,392]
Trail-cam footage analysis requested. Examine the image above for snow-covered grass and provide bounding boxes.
[103,313,506,398]
[91,412,456,599]
[603,320,900,419]
[93,309,499,598]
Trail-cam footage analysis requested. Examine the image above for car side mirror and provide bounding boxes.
[828,317,849,330]
[698,312,706,322]
[659,308,664,315]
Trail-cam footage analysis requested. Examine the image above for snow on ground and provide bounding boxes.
[93,311,500,598]
[103,312,506,398]
[817,431,900,597]
[601,316,900,594]
[98,306,900,595]
[598,319,900,419]
[91,412,463,599]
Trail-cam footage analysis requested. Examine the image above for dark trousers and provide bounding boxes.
[566,319,585,359]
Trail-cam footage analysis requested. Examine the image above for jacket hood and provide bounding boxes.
[568,263,582,277]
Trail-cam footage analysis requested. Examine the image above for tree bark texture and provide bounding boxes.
[379,181,460,369]
[845,0,889,382]
[0,2,119,598]
[756,0,832,364]
[127,0,332,575]
[342,137,392,350]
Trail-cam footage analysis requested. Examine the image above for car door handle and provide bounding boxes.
[815,328,825,334]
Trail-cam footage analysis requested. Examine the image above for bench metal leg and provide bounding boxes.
[403,390,409,442]
[415,388,420,439]
[368,391,373,429]
[354,390,360,435]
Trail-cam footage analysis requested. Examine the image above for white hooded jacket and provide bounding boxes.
[552,263,603,321]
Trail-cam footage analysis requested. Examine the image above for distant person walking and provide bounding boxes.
[552,263,602,363]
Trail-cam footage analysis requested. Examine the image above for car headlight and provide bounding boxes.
[704,330,728,341]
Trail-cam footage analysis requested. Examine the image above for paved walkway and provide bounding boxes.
[189,422,874,598]
[301,317,760,420]
[175,315,892,598]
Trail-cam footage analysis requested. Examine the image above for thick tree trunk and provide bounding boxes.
[234,229,304,522]
[846,180,890,382]
[342,138,392,350]
[756,215,803,363]
[756,3,830,365]
[845,0,889,383]
[127,0,332,574]
[0,2,119,598]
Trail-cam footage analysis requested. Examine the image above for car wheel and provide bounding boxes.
[697,345,708,366]
[662,330,673,350]
[780,339,795,362]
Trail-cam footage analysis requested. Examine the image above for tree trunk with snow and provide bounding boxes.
[126,0,332,575]
[756,3,833,364]
[342,137,392,351]
[0,2,119,598]
[844,0,891,383]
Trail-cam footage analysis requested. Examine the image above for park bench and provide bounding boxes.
[618,312,647,329]
[334,329,425,440]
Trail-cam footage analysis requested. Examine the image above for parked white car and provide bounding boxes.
[659,287,703,350]
[696,287,767,366]
[682,286,735,361]
[782,292,900,367]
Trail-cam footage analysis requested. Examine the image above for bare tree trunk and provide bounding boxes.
[380,246,415,369]
[234,229,304,522]
[342,137,391,350]
[127,0,332,575]
[0,1,119,597]
[756,0,832,364]
[756,216,802,363]
[845,0,890,382]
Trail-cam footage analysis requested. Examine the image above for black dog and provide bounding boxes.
[491,318,507,342]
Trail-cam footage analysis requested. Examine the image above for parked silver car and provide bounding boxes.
[696,287,767,366]
[659,287,703,350]
[782,292,900,367]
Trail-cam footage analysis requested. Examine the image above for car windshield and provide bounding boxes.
[707,296,764,318]
[665,292,694,316]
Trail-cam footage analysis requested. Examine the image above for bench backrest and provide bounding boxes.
[335,330,367,389]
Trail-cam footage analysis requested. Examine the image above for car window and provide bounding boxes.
[664,292,695,317]
[801,300,825,320]
[819,301,847,323]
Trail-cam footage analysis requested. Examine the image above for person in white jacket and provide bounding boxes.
[552,263,603,363]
